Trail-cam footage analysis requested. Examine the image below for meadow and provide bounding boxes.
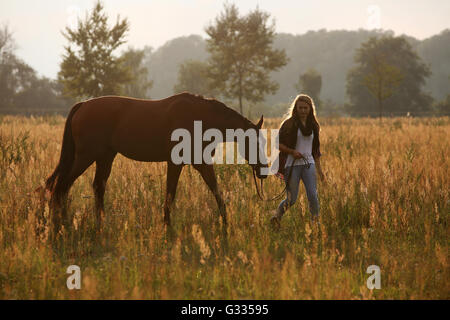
[0,115,448,299]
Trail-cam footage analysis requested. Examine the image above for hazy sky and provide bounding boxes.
[1,0,449,79]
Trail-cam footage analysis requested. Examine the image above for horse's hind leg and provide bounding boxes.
[51,153,94,233]
[164,162,183,226]
[93,151,116,232]
[193,164,227,225]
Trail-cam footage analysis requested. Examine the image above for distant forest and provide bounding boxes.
[144,29,449,109]
[1,28,449,117]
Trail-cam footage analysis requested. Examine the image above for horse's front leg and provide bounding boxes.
[193,164,227,225]
[164,162,183,226]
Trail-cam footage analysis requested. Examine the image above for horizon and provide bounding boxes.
[1,0,449,79]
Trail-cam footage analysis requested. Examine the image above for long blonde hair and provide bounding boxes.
[281,94,320,132]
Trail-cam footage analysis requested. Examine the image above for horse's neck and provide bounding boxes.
[200,100,255,139]
[215,114,254,140]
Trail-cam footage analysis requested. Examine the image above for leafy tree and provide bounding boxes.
[58,1,131,99]
[0,24,70,112]
[173,60,217,96]
[363,55,403,119]
[416,29,450,101]
[295,68,322,111]
[141,30,447,108]
[0,25,22,109]
[121,47,153,98]
[434,94,450,115]
[0,54,35,109]
[346,36,432,116]
[14,77,73,111]
[205,4,288,114]
[144,35,208,99]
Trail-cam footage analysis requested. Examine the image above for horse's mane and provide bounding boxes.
[181,92,256,129]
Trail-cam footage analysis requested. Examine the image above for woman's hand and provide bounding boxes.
[314,157,327,186]
[318,171,327,186]
[291,150,304,159]
[279,144,303,159]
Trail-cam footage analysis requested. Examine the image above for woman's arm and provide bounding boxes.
[314,156,326,184]
[279,143,303,159]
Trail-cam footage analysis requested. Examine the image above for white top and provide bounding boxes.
[285,129,315,168]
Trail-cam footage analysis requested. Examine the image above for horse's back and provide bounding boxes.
[71,96,174,161]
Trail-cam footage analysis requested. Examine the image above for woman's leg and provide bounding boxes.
[300,163,320,219]
[275,165,302,219]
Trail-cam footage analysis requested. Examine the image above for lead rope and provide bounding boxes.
[253,156,310,202]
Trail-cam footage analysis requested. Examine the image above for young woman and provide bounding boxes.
[271,94,326,227]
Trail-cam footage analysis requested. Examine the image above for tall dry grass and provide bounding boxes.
[0,115,448,299]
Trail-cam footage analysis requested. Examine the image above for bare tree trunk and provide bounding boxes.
[378,80,382,123]
[379,99,383,124]
[239,95,243,115]
[238,74,243,115]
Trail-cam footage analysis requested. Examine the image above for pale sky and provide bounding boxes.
[1,0,449,79]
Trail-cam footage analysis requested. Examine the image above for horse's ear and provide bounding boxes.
[256,115,264,129]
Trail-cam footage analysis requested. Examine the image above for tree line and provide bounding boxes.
[0,1,448,117]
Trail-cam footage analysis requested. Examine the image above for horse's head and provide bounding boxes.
[206,97,269,180]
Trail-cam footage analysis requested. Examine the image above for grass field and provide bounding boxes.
[0,115,448,299]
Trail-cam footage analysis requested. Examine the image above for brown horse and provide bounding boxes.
[45,92,267,232]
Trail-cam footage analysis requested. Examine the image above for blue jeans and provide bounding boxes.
[277,164,320,219]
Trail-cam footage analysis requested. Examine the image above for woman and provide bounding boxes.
[271,94,326,228]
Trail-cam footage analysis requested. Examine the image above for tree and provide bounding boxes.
[363,55,403,119]
[144,35,208,99]
[434,94,450,116]
[0,24,70,112]
[0,24,19,109]
[0,54,35,110]
[14,77,73,111]
[295,68,322,111]
[121,47,153,98]
[0,24,14,56]
[346,36,432,116]
[58,1,131,99]
[205,4,288,114]
[416,29,450,102]
[173,60,217,96]
[136,29,446,107]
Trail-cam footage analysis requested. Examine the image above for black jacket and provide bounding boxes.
[276,117,321,175]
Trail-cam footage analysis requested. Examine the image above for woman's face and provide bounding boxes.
[296,100,311,119]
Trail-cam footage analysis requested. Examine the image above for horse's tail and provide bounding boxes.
[45,102,83,192]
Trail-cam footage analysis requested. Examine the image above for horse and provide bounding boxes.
[45,92,267,233]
